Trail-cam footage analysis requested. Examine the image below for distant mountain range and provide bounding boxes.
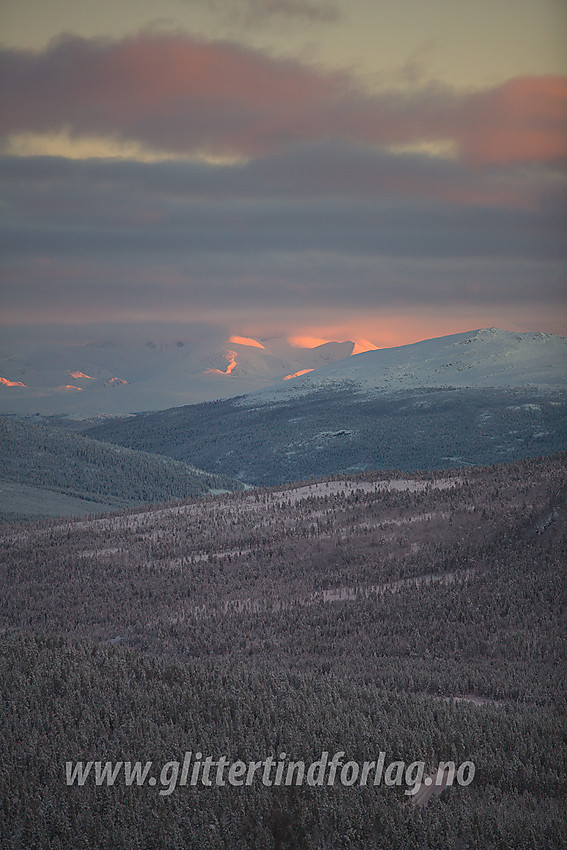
[86,329,567,486]
[0,333,376,418]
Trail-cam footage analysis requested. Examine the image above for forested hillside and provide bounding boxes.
[0,416,243,520]
[1,453,566,848]
[86,386,567,485]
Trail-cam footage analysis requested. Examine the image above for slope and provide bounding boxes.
[239,328,567,403]
[1,454,566,848]
[0,416,243,520]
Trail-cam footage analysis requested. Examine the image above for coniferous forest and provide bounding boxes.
[0,417,243,520]
[1,452,566,848]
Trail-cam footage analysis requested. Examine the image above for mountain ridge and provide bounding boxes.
[238,328,567,405]
[85,328,567,487]
[0,334,366,417]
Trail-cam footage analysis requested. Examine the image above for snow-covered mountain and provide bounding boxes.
[241,328,567,405]
[86,328,567,486]
[0,334,372,417]
[5,327,562,418]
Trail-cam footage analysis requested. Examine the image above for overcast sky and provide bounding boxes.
[1,0,566,348]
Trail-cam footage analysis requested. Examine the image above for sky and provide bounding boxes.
[1,0,566,349]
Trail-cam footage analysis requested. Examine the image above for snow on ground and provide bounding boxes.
[171,568,478,622]
[239,328,567,406]
[273,477,462,503]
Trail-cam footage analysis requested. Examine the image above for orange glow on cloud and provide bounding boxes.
[289,335,379,354]
[57,385,83,391]
[0,376,26,387]
[289,307,566,351]
[204,350,238,375]
[229,335,265,349]
[456,76,567,165]
[288,336,332,348]
[286,320,454,351]
[283,369,315,381]
[2,33,564,167]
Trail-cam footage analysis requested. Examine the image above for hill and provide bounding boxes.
[85,329,567,486]
[241,327,567,399]
[1,453,566,847]
[0,416,243,520]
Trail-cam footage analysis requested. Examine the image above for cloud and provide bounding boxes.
[2,148,565,266]
[181,0,340,25]
[1,32,565,342]
[2,250,565,332]
[1,152,565,334]
[447,76,567,166]
[3,187,564,262]
[1,32,566,165]
[3,139,564,225]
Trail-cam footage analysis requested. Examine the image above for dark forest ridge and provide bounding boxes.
[3,452,565,648]
[0,416,243,520]
[86,386,567,487]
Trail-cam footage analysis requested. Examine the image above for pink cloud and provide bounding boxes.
[0,33,342,157]
[448,76,567,165]
[1,33,566,166]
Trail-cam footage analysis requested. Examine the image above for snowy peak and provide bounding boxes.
[244,328,567,403]
[1,327,564,417]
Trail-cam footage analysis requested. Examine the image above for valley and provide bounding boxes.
[1,327,566,848]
